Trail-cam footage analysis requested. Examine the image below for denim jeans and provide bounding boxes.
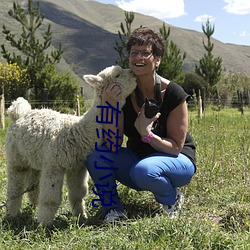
[86,146,195,215]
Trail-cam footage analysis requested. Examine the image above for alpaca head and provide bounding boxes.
[83,65,136,107]
[7,97,32,121]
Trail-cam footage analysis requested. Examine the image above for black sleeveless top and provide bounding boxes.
[122,81,196,166]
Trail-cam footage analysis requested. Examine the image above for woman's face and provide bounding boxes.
[129,44,161,76]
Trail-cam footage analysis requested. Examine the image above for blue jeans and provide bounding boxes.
[86,146,195,215]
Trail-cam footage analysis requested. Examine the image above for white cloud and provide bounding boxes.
[115,0,186,19]
[239,30,248,37]
[223,0,250,14]
[194,14,215,23]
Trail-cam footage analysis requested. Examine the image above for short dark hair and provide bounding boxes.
[126,27,164,57]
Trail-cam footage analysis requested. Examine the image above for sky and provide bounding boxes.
[94,0,250,46]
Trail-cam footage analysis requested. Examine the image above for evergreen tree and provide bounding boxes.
[158,23,186,84]
[195,19,222,96]
[114,11,134,68]
[182,72,207,97]
[1,0,63,101]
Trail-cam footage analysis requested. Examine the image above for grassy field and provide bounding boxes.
[0,107,249,249]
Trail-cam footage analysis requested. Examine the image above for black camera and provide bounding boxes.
[144,97,160,118]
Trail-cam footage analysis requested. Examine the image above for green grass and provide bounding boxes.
[0,107,249,249]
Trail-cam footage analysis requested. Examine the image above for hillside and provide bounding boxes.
[1,0,250,98]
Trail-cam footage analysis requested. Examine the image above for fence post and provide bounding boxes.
[192,88,197,109]
[0,94,5,129]
[43,88,48,108]
[237,90,244,115]
[201,87,205,113]
[76,95,80,116]
[198,89,203,119]
[217,89,221,111]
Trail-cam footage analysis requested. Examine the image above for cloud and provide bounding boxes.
[223,0,250,14]
[239,30,248,37]
[194,14,216,22]
[115,0,186,19]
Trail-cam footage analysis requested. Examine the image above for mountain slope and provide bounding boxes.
[1,0,250,98]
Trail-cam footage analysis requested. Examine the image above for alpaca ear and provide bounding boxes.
[83,75,103,88]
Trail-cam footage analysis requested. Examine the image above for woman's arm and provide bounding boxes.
[135,100,188,156]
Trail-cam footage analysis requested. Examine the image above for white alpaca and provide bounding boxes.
[5,65,136,226]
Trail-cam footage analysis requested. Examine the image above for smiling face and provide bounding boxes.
[126,27,164,77]
[129,44,161,76]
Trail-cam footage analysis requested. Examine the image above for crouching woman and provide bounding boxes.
[86,27,196,223]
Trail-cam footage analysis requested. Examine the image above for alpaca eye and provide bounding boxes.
[115,74,120,78]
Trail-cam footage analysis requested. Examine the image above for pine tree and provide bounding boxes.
[158,23,186,84]
[1,0,63,100]
[114,11,134,68]
[195,19,222,96]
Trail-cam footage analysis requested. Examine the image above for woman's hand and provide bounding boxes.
[102,83,122,107]
[134,105,161,136]
[101,82,124,151]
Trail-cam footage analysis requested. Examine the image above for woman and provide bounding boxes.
[87,27,196,223]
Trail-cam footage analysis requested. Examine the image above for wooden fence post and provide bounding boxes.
[237,90,244,115]
[201,87,205,113]
[217,89,221,111]
[43,88,48,108]
[76,95,80,116]
[192,88,197,108]
[198,89,203,119]
[0,94,5,129]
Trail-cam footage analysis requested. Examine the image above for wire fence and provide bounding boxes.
[4,95,250,115]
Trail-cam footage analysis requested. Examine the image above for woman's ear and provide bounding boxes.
[155,56,161,69]
[156,56,161,66]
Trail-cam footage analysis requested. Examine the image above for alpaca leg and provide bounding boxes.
[37,167,65,226]
[27,169,40,206]
[6,163,30,217]
[66,165,88,218]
